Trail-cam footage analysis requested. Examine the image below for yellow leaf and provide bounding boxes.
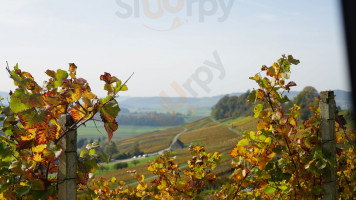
[137,183,147,191]
[32,144,46,153]
[249,131,256,140]
[249,74,260,81]
[33,153,43,162]
[111,177,116,183]
[265,137,272,144]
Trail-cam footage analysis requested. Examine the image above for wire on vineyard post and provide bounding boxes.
[320,91,337,200]
[58,114,77,200]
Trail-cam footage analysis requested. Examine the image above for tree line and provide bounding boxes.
[211,86,333,121]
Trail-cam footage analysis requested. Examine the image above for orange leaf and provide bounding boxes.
[288,117,297,127]
[36,129,48,145]
[70,105,86,122]
[230,147,239,158]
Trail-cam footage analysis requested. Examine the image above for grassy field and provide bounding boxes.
[96,117,245,184]
[223,116,259,133]
[88,111,356,189]
[115,126,185,154]
[77,121,172,140]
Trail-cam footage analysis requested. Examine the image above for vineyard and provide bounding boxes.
[0,55,355,199]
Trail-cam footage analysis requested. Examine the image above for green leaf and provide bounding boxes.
[80,150,89,158]
[248,90,256,103]
[89,148,96,156]
[54,69,68,87]
[281,173,292,181]
[17,186,31,197]
[288,55,300,65]
[237,138,249,146]
[114,80,128,93]
[98,151,109,163]
[254,104,263,118]
[279,95,290,104]
[100,98,120,122]
[280,185,289,191]
[10,89,31,113]
[264,186,276,194]
[273,145,285,154]
[17,108,49,129]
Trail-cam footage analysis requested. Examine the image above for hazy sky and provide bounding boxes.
[0,0,350,98]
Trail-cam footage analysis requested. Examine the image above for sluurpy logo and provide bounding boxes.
[115,0,235,31]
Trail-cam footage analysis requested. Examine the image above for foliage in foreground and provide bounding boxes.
[0,64,127,199]
[1,55,355,199]
[87,55,355,200]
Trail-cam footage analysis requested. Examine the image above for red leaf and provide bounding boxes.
[70,106,86,122]
[104,121,118,142]
[285,81,297,92]
[18,109,49,129]
[47,124,59,141]
[36,129,48,145]
[100,72,119,84]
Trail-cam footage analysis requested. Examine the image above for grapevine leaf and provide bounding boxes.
[104,121,118,142]
[230,147,238,158]
[254,104,263,118]
[264,186,276,194]
[248,90,257,103]
[267,67,276,77]
[69,63,77,79]
[288,117,297,127]
[10,89,31,113]
[100,72,119,84]
[17,186,31,197]
[237,139,249,146]
[18,109,49,129]
[28,94,45,108]
[54,69,68,88]
[114,80,128,92]
[45,70,56,78]
[35,129,48,145]
[99,98,120,122]
[70,105,86,122]
[249,74,260,81]
[288,55,300,65]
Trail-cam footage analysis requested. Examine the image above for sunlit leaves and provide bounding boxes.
[54,69,68,88]
[100,72,119,84]
[69,63,77,79]
[10,90,31,113]
[1,63,126,199]
[10,89,45,113]
[254,104,263,118]
[104,121,118,142]
[18,109,49,130]
[100,98,119,123]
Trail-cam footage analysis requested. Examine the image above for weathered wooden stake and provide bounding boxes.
[320,91,337,200]
[58,114,77,200]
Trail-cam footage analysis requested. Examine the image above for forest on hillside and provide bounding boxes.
[211,86,353,121]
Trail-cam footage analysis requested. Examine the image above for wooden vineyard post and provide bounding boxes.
[319,91,337,200]
[58,114,77,200]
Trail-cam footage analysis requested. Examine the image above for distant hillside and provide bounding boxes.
[211,88,353,120]
[118,94,243,116]
[0,89,352,111]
